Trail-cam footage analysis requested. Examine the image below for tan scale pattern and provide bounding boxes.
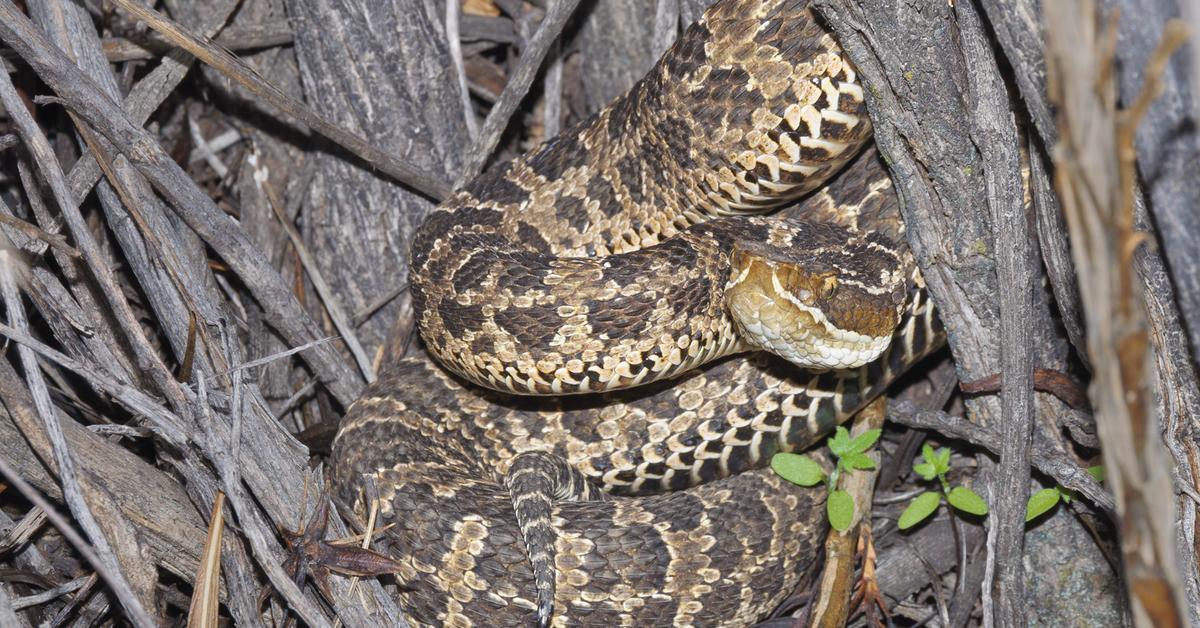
[407,0,898,397]
[330,159,942,625]
[332,1,947,626]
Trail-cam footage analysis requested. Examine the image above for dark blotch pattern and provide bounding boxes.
[333,1,943,626]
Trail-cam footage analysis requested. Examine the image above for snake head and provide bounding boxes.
[725,220,908,370]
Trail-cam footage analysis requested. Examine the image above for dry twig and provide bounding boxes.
[104,0,450,199]
[811,396,887,628]
[457,0,583,184]
[1044,3,1190,625]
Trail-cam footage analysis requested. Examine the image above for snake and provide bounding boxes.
[331,1,944,626]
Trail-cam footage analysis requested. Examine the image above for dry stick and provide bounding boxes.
[955,1,1035,624]
[100,20,295,62]
[42,573,98,625]
[0,507,49,556]
[229,336,339,373]
[0,452,153,628]
[1045,4,1189,625]
[353,283,408,327]
[71,119,221,370]
[0,73,171,628]
[0,253,128,389]
[0,61,184,413]
[39,4,389,617]
[887,400,1115,514]
[0,0,362,406]
[542,47,563,139]
[187,128,241,165]
[264,183,375,383]
[811,396,887,628]
[193,377,333,628]
[447,0,480,140]
[0,256,132,580]
[11,575,89,610]
[0,195,65,267]
[105,0,449,200]
[1029,136,1089,368]
[0,570,35,628]
[457,0,583,184]
[0,213,78,258]
[13,160,138,382]
[652,0,680,57]
[541,0,564,140]
[14,161,60,261]
[0,321,189,446]
[30,0,232,379]
[188,115,229,178]
[65,0,240,206]
[186,492,224,627]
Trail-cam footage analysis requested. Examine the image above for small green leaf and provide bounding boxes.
[935,447,952,474]
[947,486,989,516]
[827,490,855,531]
[1087,465,1105,484]
[847,429,882,454]
[1025,488,1061,522]
[921,443,937,466]
[898,491,941,530]
[841,453,876,471]
[771,453,825,486]
[828,426,853,456]
[913,462,937,481]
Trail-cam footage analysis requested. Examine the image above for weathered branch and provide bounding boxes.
[1044,3,1189,624]
[0,0,363,406]
[457,0,583,183]
[106,0,450,199]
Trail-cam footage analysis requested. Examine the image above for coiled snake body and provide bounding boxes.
[332,1,943,625]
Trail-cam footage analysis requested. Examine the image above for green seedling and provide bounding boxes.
[771,426,881,532]
[1025,465,1105,523]
[897,443,989,530]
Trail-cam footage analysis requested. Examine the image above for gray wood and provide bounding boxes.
[0,0,405,623]
[0,361,208,586]
[957,1,1036,622]
[457,0,582,184]
[679,0,713,30]
[0,0,363,406]
[285,0,469,353]
[812,1,1102,623]
[28,0,223,380]
[578,0,659,113]
[1112,0,1200,366]
[979,0,1200,617]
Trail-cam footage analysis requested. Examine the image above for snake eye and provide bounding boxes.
[817,273,839,299]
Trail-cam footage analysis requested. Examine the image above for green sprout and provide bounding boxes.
[1025,465,1105,522]
[771,426,881,532]
[898,443,989,530]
